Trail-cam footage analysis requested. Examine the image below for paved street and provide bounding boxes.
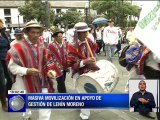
[0,45,157,120]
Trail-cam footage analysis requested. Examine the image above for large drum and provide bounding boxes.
[76,60,119,93]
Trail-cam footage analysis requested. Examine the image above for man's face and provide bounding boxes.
[78,31,88,41]
[138,80,146,91]
[110,21,114,26]
[55,33,63,42]
[27,28,42,41]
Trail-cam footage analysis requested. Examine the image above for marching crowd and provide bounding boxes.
[0,16,160,120]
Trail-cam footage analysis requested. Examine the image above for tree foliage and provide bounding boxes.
[54,9,82,26]
[91,0,141,27]
[18,0,55,27]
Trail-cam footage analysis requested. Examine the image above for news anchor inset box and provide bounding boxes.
[129,79,159,112]
[8,90,26,112]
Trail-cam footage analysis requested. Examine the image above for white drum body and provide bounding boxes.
[76,60,119,93]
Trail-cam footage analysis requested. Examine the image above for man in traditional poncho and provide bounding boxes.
[47,27,68,93]
[67,22,98,120]
[8,21,56,120]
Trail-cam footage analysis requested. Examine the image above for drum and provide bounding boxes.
[76,60,119,93]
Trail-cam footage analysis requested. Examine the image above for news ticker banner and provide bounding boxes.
[8,90,129,112]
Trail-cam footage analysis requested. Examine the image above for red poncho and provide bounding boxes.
[8,38,54,93]
[67,38,97,76]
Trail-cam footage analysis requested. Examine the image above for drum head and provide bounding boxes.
[76,75,104,93]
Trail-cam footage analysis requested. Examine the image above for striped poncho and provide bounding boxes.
[8,38,54,93]
[47,39,68,77]
[67,38,98,77]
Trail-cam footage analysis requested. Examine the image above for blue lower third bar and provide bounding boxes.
[26,94,129,109]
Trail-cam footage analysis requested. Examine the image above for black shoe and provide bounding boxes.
[139,112,155,119]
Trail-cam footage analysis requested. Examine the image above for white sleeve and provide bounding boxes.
[8,58,28,76]
[80,60,85,68]
[103,27,107,44]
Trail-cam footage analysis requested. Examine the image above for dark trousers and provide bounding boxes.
[56,71,66,93]
[0,60,13,96]
[0,61,6,94]
[102,40,105,51]
[114,40,121,55]
[96,40,103,54]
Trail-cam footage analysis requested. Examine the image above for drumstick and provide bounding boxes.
[85,38,94,58]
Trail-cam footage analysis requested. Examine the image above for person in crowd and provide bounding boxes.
[0,61,7,112]
[0,19,12,101]
[103,19,119,62]
[5,28,11,42]
[130,80,156,113]
[87,24,95,43]
[114,27,122,56]
[100,26,105,55]
[43,29,52,45]
[10,28,24,47]
[66,23,75,43]
[8,20,56,120]
[126,27,134,44]
[67,22,98,120]
[95,26,103,54]
[47,27,68,93]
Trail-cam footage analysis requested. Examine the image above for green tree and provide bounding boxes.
[55,9,82,27]
[18,0,55,28]
[91,0,141,27]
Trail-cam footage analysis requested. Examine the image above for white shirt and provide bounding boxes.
[96,29,102,40]
[43,31,52,43]
[66,28,75,43]
[126,30,133,40]
[103,26,119,45]
[8,58,28,91]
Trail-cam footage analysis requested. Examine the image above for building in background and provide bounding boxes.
[0,0,96,30]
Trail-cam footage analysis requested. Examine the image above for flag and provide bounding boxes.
[134,1,160,58]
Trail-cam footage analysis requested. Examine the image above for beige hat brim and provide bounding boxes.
[23,21,44,33]
[23,26,44,33]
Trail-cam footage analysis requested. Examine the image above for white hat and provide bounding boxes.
[74,22,90,32]
[23,20,44,33]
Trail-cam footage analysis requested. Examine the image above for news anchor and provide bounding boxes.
[130,80,156,113]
